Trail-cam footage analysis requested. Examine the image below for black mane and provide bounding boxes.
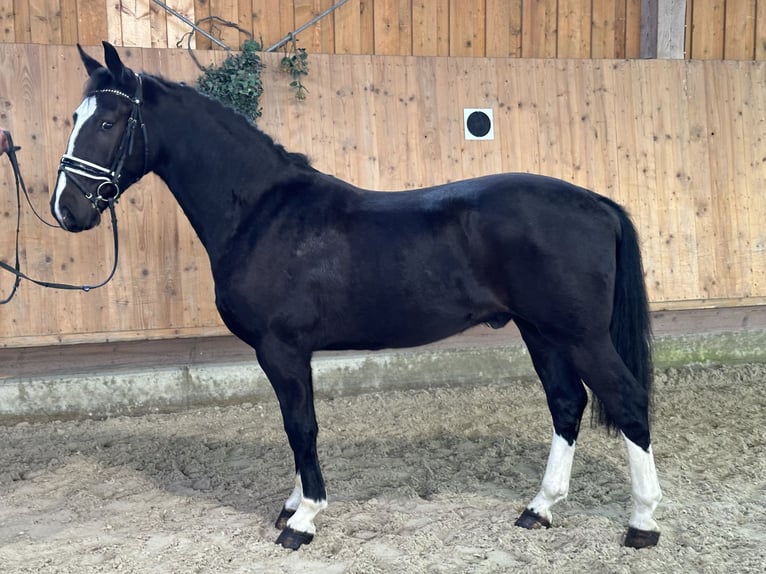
[84,68,313,170]
[148,73,313,170]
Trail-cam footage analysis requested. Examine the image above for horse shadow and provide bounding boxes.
[40,416,633,529]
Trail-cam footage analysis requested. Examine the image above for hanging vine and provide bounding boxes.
[280,36,310,101]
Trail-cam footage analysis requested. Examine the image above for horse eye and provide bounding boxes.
[101,121,114,130]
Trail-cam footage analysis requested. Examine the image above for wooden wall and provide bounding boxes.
[1,44,765,347]
[0,0,764,60]
[0,0,642,57]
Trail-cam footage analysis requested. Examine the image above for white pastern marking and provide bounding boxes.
[286,497,328,536]
[527,433,576,523]
[284,473,302,511]
[623,435,662,532]
[53,97,97,223]
[283,472,327,535]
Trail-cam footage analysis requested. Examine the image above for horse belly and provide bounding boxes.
[332,264,506,350]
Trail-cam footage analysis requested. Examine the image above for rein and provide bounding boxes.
[0,129,121,303]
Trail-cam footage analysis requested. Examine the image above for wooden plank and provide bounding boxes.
[29,0,62,44]
[163,0,199,49]
[485,0,521,57]
[193,0,211,49]
[60,0,78,43]
[492,59,527,173]
[521,0,557,57]
[76,0,108,46]
[557,0,591,58]
[736,61,766,294]
[333,0,361,54]
[149,0,169,48]
[724,0,756,60]
[606,60,649,278]
[628,60,662,299]
[317,0,338,53]
[689,0,725,59]
[592,0,623,58]
[106,0,123,44]
[11,0,31,43]
[724,62,754,295]
[649,61,687,299]
[373,0,411,55]
[0,0,16,42]
[703,61,740,297]
[412,0,448,55]
[757,0,766,60]
[625,0,643,57]
[236,0,252,48]
[657,0,687,59]
[408,56,443,185]
[640,0,659,57]
[682,60,716,300]
[294,0,336,53]
[121,0,153,47]
[449,0,485,57]
[208,0,240,49]
[358,0,374,54]
[251,0,294,49]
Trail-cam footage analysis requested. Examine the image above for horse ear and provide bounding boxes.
[102,41,137,90]
[102,41,126,78]
[77,44,104,77]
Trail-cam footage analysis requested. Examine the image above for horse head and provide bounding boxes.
[51,42,148,232]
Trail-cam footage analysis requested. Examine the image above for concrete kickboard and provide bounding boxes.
[3,328,766,421]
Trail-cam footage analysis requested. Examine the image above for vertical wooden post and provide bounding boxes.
[641,0,686,58]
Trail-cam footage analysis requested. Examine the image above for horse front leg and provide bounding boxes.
[256,337,327,550]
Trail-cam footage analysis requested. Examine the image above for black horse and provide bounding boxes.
[52,43,662,550]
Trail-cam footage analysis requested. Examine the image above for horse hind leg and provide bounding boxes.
[568,336,662,548]
[623,436,662,548]
[514,323,588,530]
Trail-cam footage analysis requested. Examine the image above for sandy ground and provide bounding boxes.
[0,363,764,573]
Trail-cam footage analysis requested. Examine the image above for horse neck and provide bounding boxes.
[144,86,306,263]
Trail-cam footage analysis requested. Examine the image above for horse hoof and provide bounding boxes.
[276,526,314,550]
[274,507,296,530]
[623,527,660,549]
[514,508,551,530]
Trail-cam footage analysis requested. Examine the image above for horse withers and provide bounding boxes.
[50,42,662,550]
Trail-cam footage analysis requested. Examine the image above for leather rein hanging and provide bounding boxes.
[0,76,146,303]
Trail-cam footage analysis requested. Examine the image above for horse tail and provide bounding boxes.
[592,199,653,432]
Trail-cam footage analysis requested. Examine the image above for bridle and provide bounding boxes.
[57,73,148,210]
[0,75,147,302]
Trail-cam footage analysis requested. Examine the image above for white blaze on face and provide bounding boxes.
[53,96,98,224]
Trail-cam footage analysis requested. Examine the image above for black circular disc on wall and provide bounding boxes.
[466,111,492,137]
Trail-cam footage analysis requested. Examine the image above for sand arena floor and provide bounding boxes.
[0,362,763,573]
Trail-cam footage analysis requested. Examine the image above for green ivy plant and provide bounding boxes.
[196,39,264,120]
[281,39,309,101]
[191,22,311,120]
